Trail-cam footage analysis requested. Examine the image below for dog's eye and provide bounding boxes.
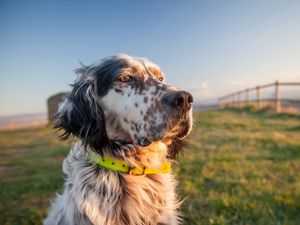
[158,76,164,82]
[118,75,132,83]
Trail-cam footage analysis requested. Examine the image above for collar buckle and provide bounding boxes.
[128,167,146,175]
[128,167,134,175]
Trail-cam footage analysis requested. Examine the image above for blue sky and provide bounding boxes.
[1,0,300,116]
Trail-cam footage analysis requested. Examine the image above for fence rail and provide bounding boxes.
[219,81,300,113]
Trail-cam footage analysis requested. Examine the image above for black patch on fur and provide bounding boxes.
[114,88,123,93]
[143,96,148,103]
[95,57,131,97]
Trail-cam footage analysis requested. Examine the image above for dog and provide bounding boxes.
[44,54,193,225]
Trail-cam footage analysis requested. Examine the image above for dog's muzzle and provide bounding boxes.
[137,91,193,147]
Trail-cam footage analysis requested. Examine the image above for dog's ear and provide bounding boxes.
[55,79,109,153]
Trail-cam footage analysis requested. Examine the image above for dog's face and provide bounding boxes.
[56,54,193,156]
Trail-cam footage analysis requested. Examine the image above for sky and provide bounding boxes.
[0,0,300,116]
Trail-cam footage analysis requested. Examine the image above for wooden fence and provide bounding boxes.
[219,81,300,113]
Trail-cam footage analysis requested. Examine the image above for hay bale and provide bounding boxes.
[47,92,69,123]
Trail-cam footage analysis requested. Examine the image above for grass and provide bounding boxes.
[0,126,71,225]
[1,109,300,225]
[177,109,300,225]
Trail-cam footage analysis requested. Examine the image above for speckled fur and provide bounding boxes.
[44,54,193,225]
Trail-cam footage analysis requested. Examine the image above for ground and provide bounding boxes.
[0,109,299,225]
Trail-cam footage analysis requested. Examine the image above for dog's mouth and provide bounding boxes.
[166,110,193,140]
[137,137,152,147]
[135,109,193,147]
[116,119,192,148]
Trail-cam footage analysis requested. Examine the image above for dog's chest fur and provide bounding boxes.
[44,142,180,225]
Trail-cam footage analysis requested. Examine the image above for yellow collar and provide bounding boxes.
[90,152,171,175]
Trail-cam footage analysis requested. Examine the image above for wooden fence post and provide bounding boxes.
[240,91,243,107]
[240,91,243,108]
[230,94,234,107]
[256,86,261,109]
[245,88,249,106]
[275,81,281,113]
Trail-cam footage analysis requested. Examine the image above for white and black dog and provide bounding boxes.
[44,54,193,225]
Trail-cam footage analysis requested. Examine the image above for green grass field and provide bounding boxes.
[1,109,300,225]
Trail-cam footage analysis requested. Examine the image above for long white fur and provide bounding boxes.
[44,141,180,225]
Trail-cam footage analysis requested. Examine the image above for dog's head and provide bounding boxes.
[56,54,193,158]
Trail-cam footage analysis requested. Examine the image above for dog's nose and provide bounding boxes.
[163,91,193,110]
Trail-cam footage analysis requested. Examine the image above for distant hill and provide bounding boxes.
[0,113,47,130]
